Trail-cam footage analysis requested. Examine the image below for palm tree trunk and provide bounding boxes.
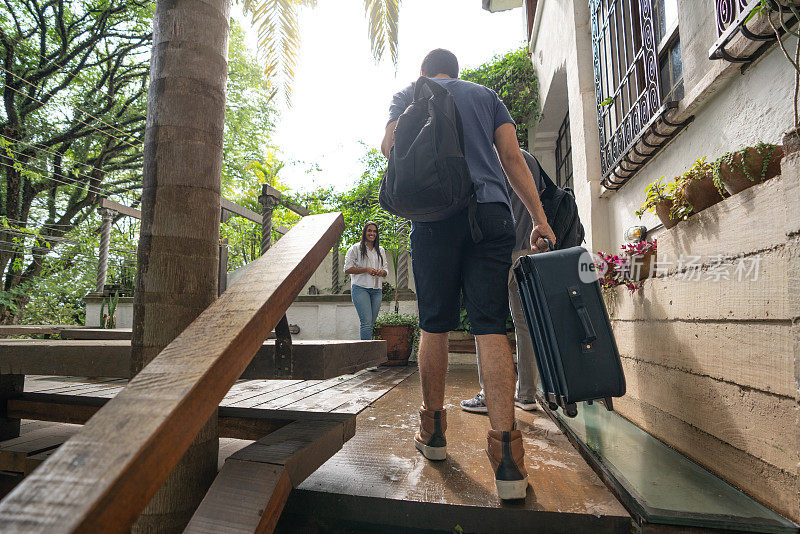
[130,0,231,530]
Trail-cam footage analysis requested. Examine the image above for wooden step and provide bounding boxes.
[185,417,353,534]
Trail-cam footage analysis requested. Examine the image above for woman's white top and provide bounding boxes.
[344,243,387,289]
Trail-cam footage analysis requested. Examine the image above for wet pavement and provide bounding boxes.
[282,365,630,533]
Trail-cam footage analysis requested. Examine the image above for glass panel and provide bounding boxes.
[553,402,799,532]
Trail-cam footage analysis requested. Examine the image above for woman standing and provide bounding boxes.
[344,221,388,340]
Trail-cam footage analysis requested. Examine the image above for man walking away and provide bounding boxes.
[461,150,545,414]
[381,49,556,500]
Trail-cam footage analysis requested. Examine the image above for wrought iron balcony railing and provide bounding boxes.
[710,0,799,62]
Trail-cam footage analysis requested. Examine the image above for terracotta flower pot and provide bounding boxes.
[682,174,724,212]
[627,250,656,282]
[654,200,683,229]
[375,324,414,366]
[717,145,784,195]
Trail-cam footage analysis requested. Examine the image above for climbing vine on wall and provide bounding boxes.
[461,47,541,148]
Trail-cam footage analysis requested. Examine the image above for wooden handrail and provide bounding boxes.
[0,212,344,533]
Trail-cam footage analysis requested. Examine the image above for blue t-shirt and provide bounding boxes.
[387,78,515,209]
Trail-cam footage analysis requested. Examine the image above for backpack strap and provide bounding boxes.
[467,192,483,244]
[413,76,450,101]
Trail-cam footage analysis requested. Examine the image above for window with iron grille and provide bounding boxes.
[555,111,574,190]
[590,0,690,189]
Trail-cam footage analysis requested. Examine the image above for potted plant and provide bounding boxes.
[374,312,419,366]
[620,240,657,282]
[712,142,784,196]
[636,176,687,229]
[99,291,120,329]
[677,157,725,213]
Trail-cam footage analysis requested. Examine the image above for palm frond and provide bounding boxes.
[363,0,400,65]
[242,0,301,103]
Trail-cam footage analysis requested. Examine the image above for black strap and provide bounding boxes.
[566,285,597,345]
[467,193,483,244]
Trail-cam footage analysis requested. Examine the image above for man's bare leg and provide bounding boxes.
[414,330,449,460]
[475,333,516,430]
[417,330,449,410]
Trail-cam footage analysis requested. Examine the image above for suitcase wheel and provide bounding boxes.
[603,397,614,411]
[564,403,578,418]
[586,400,593,406]
[547,401,559,411]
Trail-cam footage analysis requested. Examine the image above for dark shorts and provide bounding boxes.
[411,202,514,335]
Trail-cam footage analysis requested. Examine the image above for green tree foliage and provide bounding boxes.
[0,0,152,323]
[461,47,540,148]
[5,13,282,324]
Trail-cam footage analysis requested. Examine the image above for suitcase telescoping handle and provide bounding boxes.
[567,285,597,346]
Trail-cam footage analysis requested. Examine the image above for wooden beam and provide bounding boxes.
[0,325,73,337]
[184,460,292,534]
[101,197,270,227]
[0,340,131,378]
[262,183,310,217]
[220,198,262,225]
[0,338,384,380]
[4,394,355,442]
[58,328,132,341]
[0,212,344,533]
[99,198,141,220]
[185,419,348,533]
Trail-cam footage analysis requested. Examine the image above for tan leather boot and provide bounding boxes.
[486,429,528,500]
[414,406,447,460]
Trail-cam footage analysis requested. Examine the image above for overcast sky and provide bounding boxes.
[235,1,526,194]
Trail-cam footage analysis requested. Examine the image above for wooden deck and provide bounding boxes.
[0,366,416,484]
[278,366,630,533]
[1,366,634,532]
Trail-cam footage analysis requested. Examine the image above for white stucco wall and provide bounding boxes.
[529,0,797,253]
[287,297,419,340]
[604,46,796,249]
[84,297,134,328]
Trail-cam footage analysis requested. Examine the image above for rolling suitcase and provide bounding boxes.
[513,246,625,418]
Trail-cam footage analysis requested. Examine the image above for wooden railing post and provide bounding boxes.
[259,184,281,254]
[96,207,114,293]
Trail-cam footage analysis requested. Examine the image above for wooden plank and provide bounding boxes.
[221,379,306,406]
[0,326,71,337]
[0,338,380,380]
[184,460,291,534]
[0,340,131,378]
[255,371,377,411]
[0,424,81,473]
[99,198,141,220]
[0,212,344,533]
[4,393,354,442]
[612,320,795,397]
[220,198,262,225]
[58,329,132,340]
[241,339,387,380]
[332,367,418,414]
[610,247,793,321]
[616,394,800,523]
[620,357,798,473]
[281,367,411,413]
[230,419,346,486]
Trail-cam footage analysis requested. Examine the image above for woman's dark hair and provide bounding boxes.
[421,48,459,78]
[359,221,383,263]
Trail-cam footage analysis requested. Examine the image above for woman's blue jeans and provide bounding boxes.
[351,285,383,340]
